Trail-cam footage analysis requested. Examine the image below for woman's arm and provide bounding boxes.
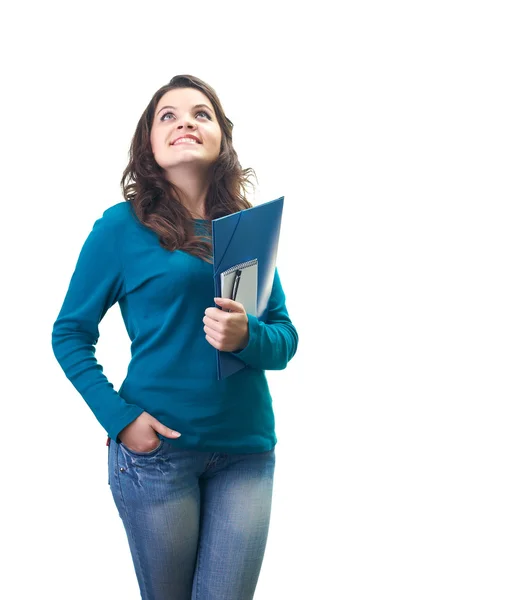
[231,268,298,370]
[51,207,144,443]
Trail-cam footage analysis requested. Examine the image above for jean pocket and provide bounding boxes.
[120,437,164,457]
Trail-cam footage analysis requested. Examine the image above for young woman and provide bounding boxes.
[52,74,298,600]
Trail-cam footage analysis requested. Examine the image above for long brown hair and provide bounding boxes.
[120,74,256,263]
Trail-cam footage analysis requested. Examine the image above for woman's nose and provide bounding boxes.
[177,117,196,129]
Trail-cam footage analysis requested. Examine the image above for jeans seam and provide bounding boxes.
[115,444,151,599]
[194,529,203,600]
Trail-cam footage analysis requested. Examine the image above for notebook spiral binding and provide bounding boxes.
[221,258,258,276]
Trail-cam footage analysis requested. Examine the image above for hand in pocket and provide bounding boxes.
[118,411,181,453]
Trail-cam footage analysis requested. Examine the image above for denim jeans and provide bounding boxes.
[107,435,276,600]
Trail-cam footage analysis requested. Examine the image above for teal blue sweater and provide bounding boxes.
[51,202,298,452]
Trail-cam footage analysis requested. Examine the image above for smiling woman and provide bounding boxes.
[120,74,256,261]
[51,74,298,600]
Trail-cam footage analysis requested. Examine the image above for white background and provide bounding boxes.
[2,1,505,599]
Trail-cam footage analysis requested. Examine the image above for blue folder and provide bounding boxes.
[212,196,284,380]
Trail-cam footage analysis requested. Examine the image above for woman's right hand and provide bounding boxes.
[118,411,181,453]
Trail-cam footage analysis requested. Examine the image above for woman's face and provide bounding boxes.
[150,87,222,176]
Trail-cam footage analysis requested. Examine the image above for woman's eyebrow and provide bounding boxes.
[156,103,214,116]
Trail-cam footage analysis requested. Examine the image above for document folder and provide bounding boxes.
[212,196,284,380]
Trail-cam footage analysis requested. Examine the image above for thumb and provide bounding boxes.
[214,297,244,312]
[150,417,181,438]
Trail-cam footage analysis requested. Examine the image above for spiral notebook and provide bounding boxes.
[220,259,258,316]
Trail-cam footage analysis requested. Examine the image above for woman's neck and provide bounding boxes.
[166,165,211,219]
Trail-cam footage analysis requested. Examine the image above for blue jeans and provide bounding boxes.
[108,435,276,600]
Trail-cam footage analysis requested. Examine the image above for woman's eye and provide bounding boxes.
[161,110,211,122]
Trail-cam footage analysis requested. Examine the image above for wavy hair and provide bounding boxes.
[120,74,256,263]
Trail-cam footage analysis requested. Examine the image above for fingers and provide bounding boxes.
[148,414,181,438]
[203,311,241,329]
[162,426,181,438]
[203,315,219,329]
[203,318,225,338]
[205,334,221,350]
[205,299,246,319]
[203,324,220,339]
[202,308,248,351]
[213,297,245,312]
[204,307,224,320]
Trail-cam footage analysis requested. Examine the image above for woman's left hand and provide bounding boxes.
[203,297,249,352]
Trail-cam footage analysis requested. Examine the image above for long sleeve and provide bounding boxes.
[231,268,298,370]
[51,210,144,443]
